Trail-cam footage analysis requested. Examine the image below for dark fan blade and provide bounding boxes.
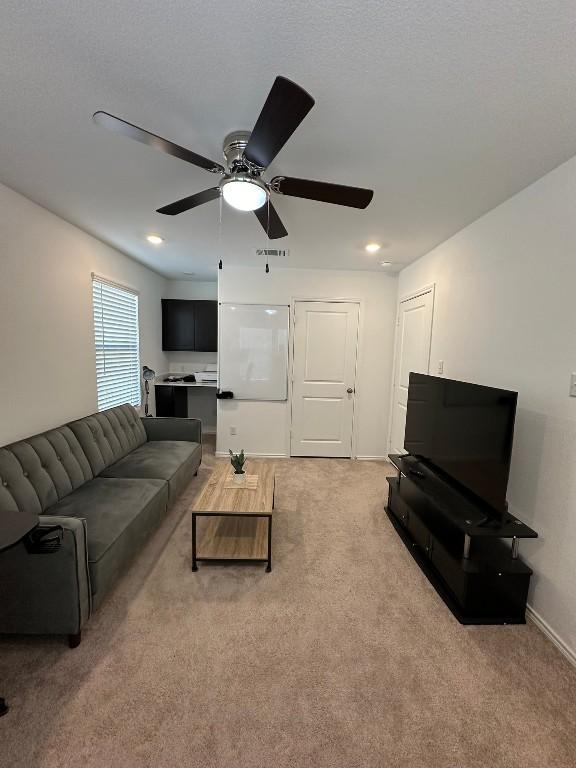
[271,176,373,209]
[244,77,315,168]
[157,188,221,216]
[254,200,288,239]
[93,111,225,174]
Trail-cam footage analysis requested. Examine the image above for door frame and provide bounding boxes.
[289,297,363,458]
[386,283,436,454]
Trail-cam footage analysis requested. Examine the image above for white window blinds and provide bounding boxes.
[92,276,141,411]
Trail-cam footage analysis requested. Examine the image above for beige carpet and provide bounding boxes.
[1,441,576,768]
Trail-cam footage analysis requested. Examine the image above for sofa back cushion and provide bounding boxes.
[68,404,147,476]
[0,427,94,514]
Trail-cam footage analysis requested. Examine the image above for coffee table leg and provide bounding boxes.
[266,515,272,572]
[192,513,198,572]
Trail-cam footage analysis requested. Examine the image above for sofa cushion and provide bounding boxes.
[46,476,168,605]
[100,440,201,505]
[68,404,147,475]
[0,426,93,514]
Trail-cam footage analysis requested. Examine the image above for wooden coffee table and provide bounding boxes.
[192,460,275,572]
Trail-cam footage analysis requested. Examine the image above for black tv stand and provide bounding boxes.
[386,454,538,624]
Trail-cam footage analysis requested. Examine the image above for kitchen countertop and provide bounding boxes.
[154,375,217,388]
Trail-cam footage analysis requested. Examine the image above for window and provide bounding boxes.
[92,275,141,411]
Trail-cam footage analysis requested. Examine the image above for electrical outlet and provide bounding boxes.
[570,373,576,397]
[437,360,444,375]
[230,426,237,436]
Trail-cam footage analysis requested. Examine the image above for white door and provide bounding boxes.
[291,301,360,457]
[389,289,434,455]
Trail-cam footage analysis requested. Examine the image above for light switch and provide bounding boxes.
[570,374,576,397]
[230,426,237,435]
[437,360,444,375]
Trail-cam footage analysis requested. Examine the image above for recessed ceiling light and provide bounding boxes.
[146,234,164,245]
[365,242,381,254]
[380,261,392,267]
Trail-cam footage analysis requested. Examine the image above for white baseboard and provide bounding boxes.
[216,451,390,461]
[526,605,576,669]
[215,451,289,459]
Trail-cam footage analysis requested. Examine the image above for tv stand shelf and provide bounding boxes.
[386,454,537,624]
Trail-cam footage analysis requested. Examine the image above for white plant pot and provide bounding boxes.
[233,472,245,485]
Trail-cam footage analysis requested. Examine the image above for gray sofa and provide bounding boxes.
[0,404,202,646]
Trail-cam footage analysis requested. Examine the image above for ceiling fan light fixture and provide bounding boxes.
[221,177,267,212]
[94,76,373,242]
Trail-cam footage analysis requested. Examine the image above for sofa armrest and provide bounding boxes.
[141,416,202,444]
[0,516,91,636]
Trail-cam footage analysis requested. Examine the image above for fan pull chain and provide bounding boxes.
[218,191,223,270]
[265,196,271,274]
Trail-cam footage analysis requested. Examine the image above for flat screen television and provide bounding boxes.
[404,373,517,516]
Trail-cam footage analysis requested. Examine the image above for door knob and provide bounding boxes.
[346,387,354,394]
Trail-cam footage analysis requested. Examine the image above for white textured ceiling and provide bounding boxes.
[2,1,576,279]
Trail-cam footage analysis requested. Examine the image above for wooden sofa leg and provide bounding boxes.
[194,470,198,476]
[68,632,81,649]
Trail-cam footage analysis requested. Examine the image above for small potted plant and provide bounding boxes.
[229,449,246,485]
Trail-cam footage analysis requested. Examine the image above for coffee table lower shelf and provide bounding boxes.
[192,513,272,571]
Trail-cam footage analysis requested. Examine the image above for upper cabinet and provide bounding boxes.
[162,299,218,351]
[193,300,218,351]
[162,299,195,350]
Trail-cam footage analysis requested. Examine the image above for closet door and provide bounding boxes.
[389,289,434,455]
[291,301,359,458]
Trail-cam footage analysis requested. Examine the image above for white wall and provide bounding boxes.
[162,280,218,372]
[398,154,576,662]
[217,267,398,458]
[0,182,167,445]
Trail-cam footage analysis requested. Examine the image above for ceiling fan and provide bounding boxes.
[93,76,373,240]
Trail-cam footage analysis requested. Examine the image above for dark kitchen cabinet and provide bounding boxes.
[193,300,218,352]
[155,385,188,417]
[162,300,195,350]
[161,299,217,351]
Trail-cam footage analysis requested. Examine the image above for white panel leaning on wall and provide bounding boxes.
[218,303,289,401]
